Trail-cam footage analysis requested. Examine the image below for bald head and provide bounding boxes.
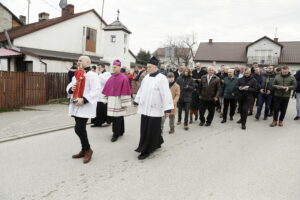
[78,56,91,69]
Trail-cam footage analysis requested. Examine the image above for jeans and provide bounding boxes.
[178,101,190,125]
[161,115,175,130]
[297,93,300,117]
[273,96,290,121]
[256,94,272,118]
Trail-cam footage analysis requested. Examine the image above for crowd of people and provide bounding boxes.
[66,56,300,163]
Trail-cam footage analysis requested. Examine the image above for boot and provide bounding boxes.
[241,124,246,130]
[270,121,278,127]
[83,149,93,164]
[278,121,283,127]
[169,129,175,134]
[72,150,85,159]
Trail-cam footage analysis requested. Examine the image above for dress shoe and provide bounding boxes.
[184,125,189,130]
[91,124,101,127]
[221,119,226,123]
[72,150,85,159]
[294,116,300,120]
[278,121,283,127]
[248,112,253,116]
[263,116,268,120]
[237,119,242,124]
[205,123,211,126]
[199,122,205,126]
[241,124,246,130]
[169,129,175,134]
[230,116,233,121]
[255,115,259,120]
[195,116,198,121]
[138,152,150,160]
[270,121,278,127]
[83,149,93,164]
[111,136,118,142]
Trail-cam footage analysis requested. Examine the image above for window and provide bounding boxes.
[124,34,127,44]
[85,27,97,52]
[111,35,116,43]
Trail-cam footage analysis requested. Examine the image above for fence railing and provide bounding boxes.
[0,71,69,109]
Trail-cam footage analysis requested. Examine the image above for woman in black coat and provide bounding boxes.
[236,69,257,130]
[176,68,194,130]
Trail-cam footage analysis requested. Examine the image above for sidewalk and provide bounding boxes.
[0,103,137,143]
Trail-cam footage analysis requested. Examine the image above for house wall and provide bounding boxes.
[247,39,281,64]
[14,12,104,57]
[0,5,12,32]
[196,61,247,70]
[103,30,131,68]
[0,58,8,70]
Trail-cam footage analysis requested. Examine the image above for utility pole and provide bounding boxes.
[101,0,105,18]
[27,0,31,24]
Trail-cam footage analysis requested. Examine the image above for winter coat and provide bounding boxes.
[198,74,221,101]
[294,70,300,93]
[259,72,275,92]
[176,75,194,103]
[236,76,257,101]
[170,82,180,115]
[222,76,238,99]
[273,73,297,98]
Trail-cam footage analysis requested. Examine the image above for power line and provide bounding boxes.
[40,0,60,12]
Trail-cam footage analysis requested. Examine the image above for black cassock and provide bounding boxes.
[135,115,164,154]
[91,102,110,126]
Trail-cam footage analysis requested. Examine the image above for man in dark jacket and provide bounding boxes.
[221,69,238,123]
[270,66,297,127]
[255,66,275,120]
[176,68,194,130]
[192,62,207,82]
[198,66,220,126]
[236,69,257,130]
[294,70,300,120]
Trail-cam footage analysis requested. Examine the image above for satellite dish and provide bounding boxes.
[59,0,68,9]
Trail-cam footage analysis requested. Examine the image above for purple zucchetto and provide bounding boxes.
[113,59,121,67]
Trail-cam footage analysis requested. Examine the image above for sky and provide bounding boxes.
[1,0,300,54]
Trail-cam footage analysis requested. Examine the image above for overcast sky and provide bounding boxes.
[1,0,300,54]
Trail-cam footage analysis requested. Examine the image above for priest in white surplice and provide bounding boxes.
[134,57,174,160]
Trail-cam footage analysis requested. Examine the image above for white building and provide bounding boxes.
[0,4,136,72]
[194,36,300,74]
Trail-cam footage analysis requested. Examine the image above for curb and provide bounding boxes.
[0,111,137,143]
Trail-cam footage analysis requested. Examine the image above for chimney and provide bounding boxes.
[19,15,26,24]
[62,4,75,17]
[38,12,50,21]
[274,38,279,42]
[209,39,213,44]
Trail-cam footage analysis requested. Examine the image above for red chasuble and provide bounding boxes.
[73,70,85,99]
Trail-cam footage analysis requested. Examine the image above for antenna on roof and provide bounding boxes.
[27,0,31,24]
[59,0,68,9]
[101,0,105,18]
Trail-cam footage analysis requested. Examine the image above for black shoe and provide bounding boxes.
[230,116,233,121]
[237,119,242,124]
[268,112,273,117]
[263,116,268,120]
[111,137,118,142]
[138,153,150,160]
[205,123,211,126]
[242,124,246,130]
[255,115,259,120]
[199,122,205,126]
[195,116,198,121]
[221,119,226,123]
[294,116,300,120]
[248,112,253,116]
[91,124,101,127]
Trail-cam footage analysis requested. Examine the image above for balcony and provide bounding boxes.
[247,56,279,65]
